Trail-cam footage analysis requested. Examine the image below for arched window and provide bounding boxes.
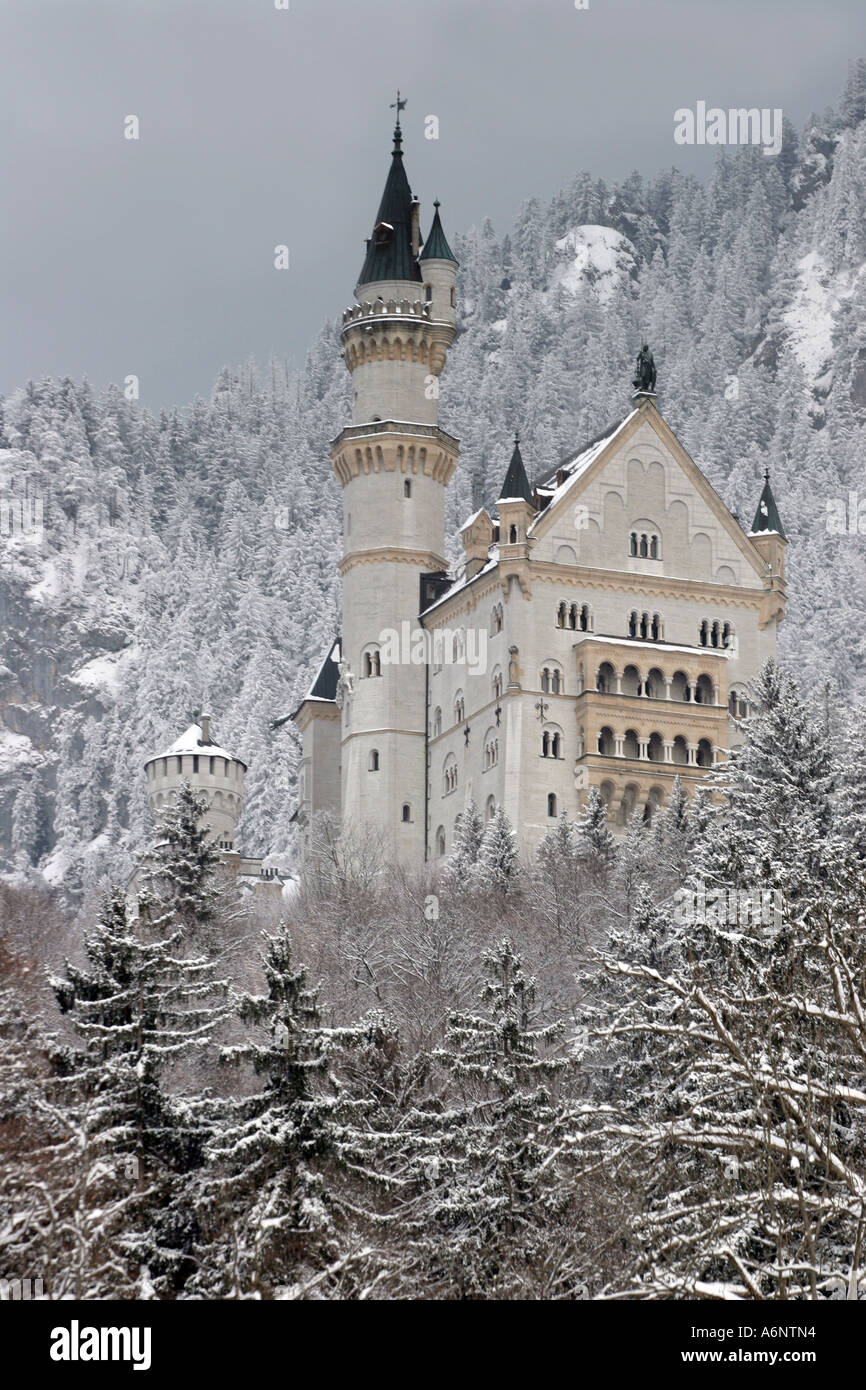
[401,803,412,822]
[454,690,465,724]
[484,729,499,769]
[509,524,518,544]
[623,729,640,760]
[639,612,649,639]
[443,754,458,796]
[485,794,496,821]
[568,603,578,630]
[362,646,381,678]
[556,601,567,629]
[491,667,503,700]
[490,603,503,635]
[649,535,658,559]
[628,610,638,638]
[547,793,557,818]
[432,707,442,738]
[651,613,661,641]
[629,532,638,556]
[542,725,563,759]
[552,668,561,694]
[541,667,550,694]
[404,479,412,498]
[596,661,615,694]
[541,662,564,695]
[699,620,709,647]
[368,749,379,772]
[435,825,446,857]
[697,739,713,769]
[597,726,615,756]
[639,533,648,558]
[578,603,591,631]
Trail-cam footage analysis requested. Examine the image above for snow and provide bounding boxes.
[549,225,636,305]
[157,723,236,764]
[782,251,865,387]
[71,650,133,696]
[28,559,63,604]
[0,728,35,776]
[530,411,638,527]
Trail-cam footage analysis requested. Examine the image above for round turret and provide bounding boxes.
[144,715,246,851]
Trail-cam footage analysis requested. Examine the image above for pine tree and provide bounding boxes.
[473,807,518,895]
[192,926,386,1298]
[402,940,576,1298]
[575,787,615,865]
[138,780,222,942]
[443,800,484,884]
[50,886,229,1294]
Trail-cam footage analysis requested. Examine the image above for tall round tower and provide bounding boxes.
[330,113,459,862]
[144,715,246,851]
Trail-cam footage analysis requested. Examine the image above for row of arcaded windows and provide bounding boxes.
[699,618,735,648]
[629,530,660,559]
[595,726,715,767]
[555,602,592,630]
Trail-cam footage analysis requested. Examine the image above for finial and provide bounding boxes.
[514,432,520,448]
[434,198,441,210]
[764,468,770,485]
[390,90,407,147]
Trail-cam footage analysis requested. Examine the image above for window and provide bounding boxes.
[436,825,446,857]
[541,726,563,759]
[540,664,563,695]
[193,755,199,773]
[404,479,412,498]
[485,795,496,821]
[631,529,660,559]
[443,755,458,796]
[490,603,503,635]
[491,667,503,701]
[509,524,518,544]
[401,803,412,823]
[362,647,381,678]
[484,729,499,769]
[556,601,567,629]
[450,287,455,307]
[368,749,379,772]
[425,284,433,302]
[547,793,557,818]
[454,690,465,724]
[432,706,442,738]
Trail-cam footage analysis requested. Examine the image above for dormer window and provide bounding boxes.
[373,221,394,245]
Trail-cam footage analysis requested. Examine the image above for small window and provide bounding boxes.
[547,793,557,818]
[368,749,379,772]
[193,755,199,773]
[404,479,412,498]
[401,803,412,823]
[450,287,455,307]
[509,524,518,544]
[425,284,433,302]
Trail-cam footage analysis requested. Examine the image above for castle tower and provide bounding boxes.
[144,715,246,852]
[329,111,459,861]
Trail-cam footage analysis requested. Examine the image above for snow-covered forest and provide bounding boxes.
[2,65,866,893]
[2,660,866,1299]
[3,57,866,1302]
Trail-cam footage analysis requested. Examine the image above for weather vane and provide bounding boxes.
[391,90,407,122]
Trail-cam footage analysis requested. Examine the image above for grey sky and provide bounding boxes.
[2,0,864,408]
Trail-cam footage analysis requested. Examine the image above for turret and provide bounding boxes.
[496,436,537,555]
[144,717,245,852]
[749,469,787,626]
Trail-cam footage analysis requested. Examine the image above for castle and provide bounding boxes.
[291,113,787,865]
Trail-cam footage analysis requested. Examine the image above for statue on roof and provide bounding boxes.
[633,343,657,393]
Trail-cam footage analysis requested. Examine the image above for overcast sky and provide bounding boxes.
[2,0,864,408]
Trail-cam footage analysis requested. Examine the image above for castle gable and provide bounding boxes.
[530,401,766,590]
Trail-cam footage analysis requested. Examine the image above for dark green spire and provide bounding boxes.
[357,118,422,288]
[499,435,535,506]
[420,200,457,263]
[750,469,786,540]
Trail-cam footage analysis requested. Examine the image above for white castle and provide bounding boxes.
[291,113,787,866]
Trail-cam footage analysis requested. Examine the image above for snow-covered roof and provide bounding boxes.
[150,722,238,765]
[575,633,730,659]
[420,553,499,617]
[529,410,638,531]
